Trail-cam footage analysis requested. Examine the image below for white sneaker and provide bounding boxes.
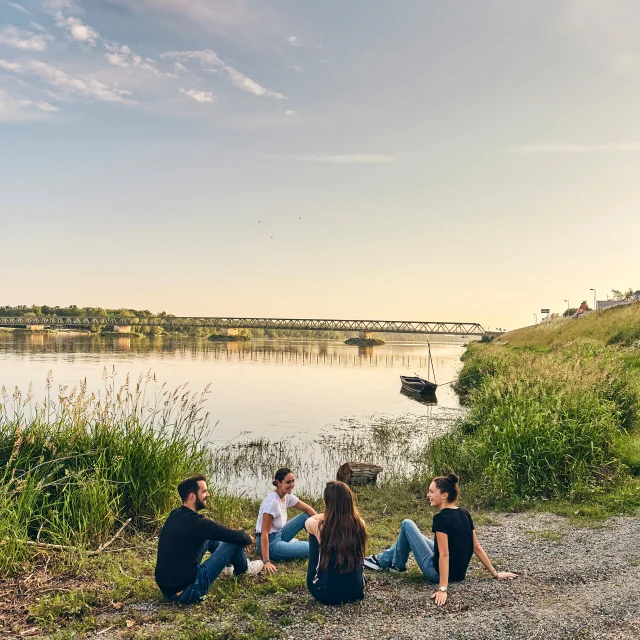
[222,565,234,578]
[247,560,264,577]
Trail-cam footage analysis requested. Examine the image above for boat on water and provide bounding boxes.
[400,341,437,396]
[400,375,437,395]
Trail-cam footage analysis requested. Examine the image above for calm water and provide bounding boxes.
[0,333,466,493]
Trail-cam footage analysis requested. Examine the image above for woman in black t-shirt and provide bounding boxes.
[364,473,517,606]
[305,481,367,606]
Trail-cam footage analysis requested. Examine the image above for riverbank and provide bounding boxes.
[2,303,640,637]
[3,491,639,639]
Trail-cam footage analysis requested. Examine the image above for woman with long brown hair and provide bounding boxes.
[304,480,368,606]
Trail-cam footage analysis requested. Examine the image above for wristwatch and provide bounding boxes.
[439,586,447,592]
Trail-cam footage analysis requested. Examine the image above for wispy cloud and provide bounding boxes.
[0,59,134,103]
[8,2,31,15]
[284,109,296,116]
[180,87,215,103]
[104,44,159,74]
[287,36,299,46]
[513,143,640,154]
[0,25,50,52]
[295,154,397,163]
[0,89,58,122]
[162,49,286,99]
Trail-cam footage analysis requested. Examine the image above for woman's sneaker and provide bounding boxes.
[363,555,382,571]
[247,560,264,577]
[221,565,234,578]
[390,565,406,574]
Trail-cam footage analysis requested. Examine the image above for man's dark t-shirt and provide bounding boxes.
[155,506,252,596]
[432,507,475,582]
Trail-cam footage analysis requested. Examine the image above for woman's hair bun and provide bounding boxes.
[447,473,459,485]
[272,480,278,487]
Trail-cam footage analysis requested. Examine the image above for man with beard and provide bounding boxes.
[155,475,263,603]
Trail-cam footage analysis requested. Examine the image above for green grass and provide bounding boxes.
[429,337,640,508]
[495,302,640,349]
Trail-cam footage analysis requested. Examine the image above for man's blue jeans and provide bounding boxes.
[256,512,310,561]
[377,519,440,583]
[166,539,248,604]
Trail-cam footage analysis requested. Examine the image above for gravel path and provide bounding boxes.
[279,512,640,640]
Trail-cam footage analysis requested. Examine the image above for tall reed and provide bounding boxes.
[0,370,213,575]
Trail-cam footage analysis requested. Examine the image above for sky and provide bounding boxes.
[1,0,639,331]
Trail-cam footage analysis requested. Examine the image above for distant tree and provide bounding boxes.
[563,307,578,317]
[611,288,634,301]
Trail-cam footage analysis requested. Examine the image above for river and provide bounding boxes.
[0,332,467,494]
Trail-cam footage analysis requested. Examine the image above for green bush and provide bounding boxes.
[429,343,639,505]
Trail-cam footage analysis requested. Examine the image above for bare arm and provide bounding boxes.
[261,513,277,574]
[472,531,518,580]
[294,500,317,517]
[431,532,449,606]
[305,513,324,541]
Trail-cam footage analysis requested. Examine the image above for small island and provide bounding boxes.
[344,337,385,346]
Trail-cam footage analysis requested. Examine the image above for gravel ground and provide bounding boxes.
[276,512,640,640]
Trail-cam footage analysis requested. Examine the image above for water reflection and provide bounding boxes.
[400,388,438,405]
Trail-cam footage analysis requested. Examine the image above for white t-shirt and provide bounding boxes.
[255,491,299,533]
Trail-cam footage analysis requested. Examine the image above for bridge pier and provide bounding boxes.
[113,325,132,334]
[226,328,239,337]
[359,332,374,340]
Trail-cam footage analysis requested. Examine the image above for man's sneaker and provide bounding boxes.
[390,565,406,574]
[247,560,264,577]
[363,555,382,571]
[221,565,234,578]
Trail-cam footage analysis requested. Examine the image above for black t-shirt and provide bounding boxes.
[432,507,475,582]
[306,534,365,606]
[155,506,252,596]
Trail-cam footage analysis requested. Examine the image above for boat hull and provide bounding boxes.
[400,375,437,395]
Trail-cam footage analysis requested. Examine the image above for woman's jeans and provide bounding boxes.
[166,539,248,604]
[376,519,439,583]
[256,512,310,561]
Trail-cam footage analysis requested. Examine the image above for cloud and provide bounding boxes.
[284,109,296,116]
[295,154,397,163]
[0,59,134,103]
[289,64,303,73]
[0,89,58,122]
[30,22,48,33]
[287,36,299,46]
[0,25,50,51]
[180,88,214,103]
[8,2,31,15]
[103,43,160,75]
[162,49,286,99]
[0,60,23,72]
[55,13,100,45]
[513,143,640,154]
[180,88,215,103]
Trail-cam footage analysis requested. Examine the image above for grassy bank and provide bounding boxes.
[428,303,640,512]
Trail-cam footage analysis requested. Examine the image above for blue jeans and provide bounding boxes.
[377,519,439,583]
[256,512,310,561]
[166,539,248,604]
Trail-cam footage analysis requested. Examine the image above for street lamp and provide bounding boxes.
[534,313,537,325]
[564,299,569,314]
[590,288,596,311]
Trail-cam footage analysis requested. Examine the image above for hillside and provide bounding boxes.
[495,302,640,349]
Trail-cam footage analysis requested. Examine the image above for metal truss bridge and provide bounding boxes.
[0,316,485,336]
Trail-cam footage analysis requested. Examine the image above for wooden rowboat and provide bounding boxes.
[400,375,437,395]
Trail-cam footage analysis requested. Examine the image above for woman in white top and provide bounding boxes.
[255,468,317,573]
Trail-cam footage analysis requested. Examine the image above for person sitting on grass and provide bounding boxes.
[155,475,264,604]
[256,467,317,573]
[305,480,368,606]
[363,473,517,605]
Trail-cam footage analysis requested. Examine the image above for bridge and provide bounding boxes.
[0,316,485,336]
